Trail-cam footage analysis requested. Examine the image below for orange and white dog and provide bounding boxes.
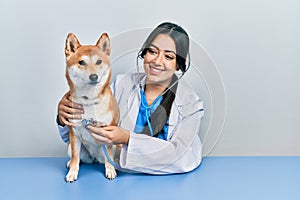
[64,33,120,182]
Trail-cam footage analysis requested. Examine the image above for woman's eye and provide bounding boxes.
[147,48,157,54]
[165,55,175,60]
[78,60,86,65]
[96,60,102,65]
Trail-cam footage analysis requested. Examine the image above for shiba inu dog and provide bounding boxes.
[64,33,120,182]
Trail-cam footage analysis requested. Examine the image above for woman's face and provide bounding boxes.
[143,34,177,87]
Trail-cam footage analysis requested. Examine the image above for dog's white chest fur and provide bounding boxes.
[82,98,113,125]
[70,96,113,145]
[76,93,113,121]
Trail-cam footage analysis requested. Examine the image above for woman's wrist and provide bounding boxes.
[121,128,130,145]
[124,133,130,146]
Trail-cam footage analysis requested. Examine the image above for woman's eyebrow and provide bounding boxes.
[149,44,176,54]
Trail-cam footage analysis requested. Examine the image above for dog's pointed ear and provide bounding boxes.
[96,33,110,56]
[65,33,81,59]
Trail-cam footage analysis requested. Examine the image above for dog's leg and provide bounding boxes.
[104,145,117,180]
[66,129,81,183]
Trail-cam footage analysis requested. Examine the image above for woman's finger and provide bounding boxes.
[101,126,116,131]
[58,103,82,119]
[59,111,82,120]
[60,116,76,127]
[57,91,83,127]
[90,132,110,145]
[58,92,83,117]
[87,126,114,141]
[66,94,82,109]
[60,105,83,115]
[86,125,105,135]
[66,100,82,110]
[60,91,82,110]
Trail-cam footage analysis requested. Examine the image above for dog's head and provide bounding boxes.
[65,33,111,98]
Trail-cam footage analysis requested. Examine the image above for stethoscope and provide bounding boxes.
[139,89,163,137]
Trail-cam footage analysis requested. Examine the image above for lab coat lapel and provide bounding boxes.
[168,86,182,140]
[121,87,140,132]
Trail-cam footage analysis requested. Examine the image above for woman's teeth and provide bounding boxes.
[150,66,162,73]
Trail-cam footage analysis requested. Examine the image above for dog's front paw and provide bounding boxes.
[66,170,78,183]
[105,167,117,180]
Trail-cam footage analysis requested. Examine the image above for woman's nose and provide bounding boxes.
[153,52,164,65]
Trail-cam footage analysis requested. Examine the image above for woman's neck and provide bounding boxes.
[144,76,174,105]
[144,83,166,106]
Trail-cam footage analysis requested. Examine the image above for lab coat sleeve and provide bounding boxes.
[57,123,70,143]
[119,99,204,174]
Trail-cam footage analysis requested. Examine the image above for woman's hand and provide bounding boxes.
[87,125,130,146]
[57,91,84,127]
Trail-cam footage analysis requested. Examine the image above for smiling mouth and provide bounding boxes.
[149,65,163,74]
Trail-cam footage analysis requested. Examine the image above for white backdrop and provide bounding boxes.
[0,0,299,157]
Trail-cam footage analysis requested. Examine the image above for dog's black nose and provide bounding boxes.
[89,74,98,82]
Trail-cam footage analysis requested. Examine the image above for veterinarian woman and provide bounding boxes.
[57,22,204,174]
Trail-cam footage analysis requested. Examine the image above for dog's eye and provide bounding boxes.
[96,60,102,65]
[78,60,86,66]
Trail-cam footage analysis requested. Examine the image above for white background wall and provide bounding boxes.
[0,0,299,157]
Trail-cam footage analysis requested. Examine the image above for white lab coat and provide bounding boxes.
[112,72,204,174]
[58,72,204,174]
